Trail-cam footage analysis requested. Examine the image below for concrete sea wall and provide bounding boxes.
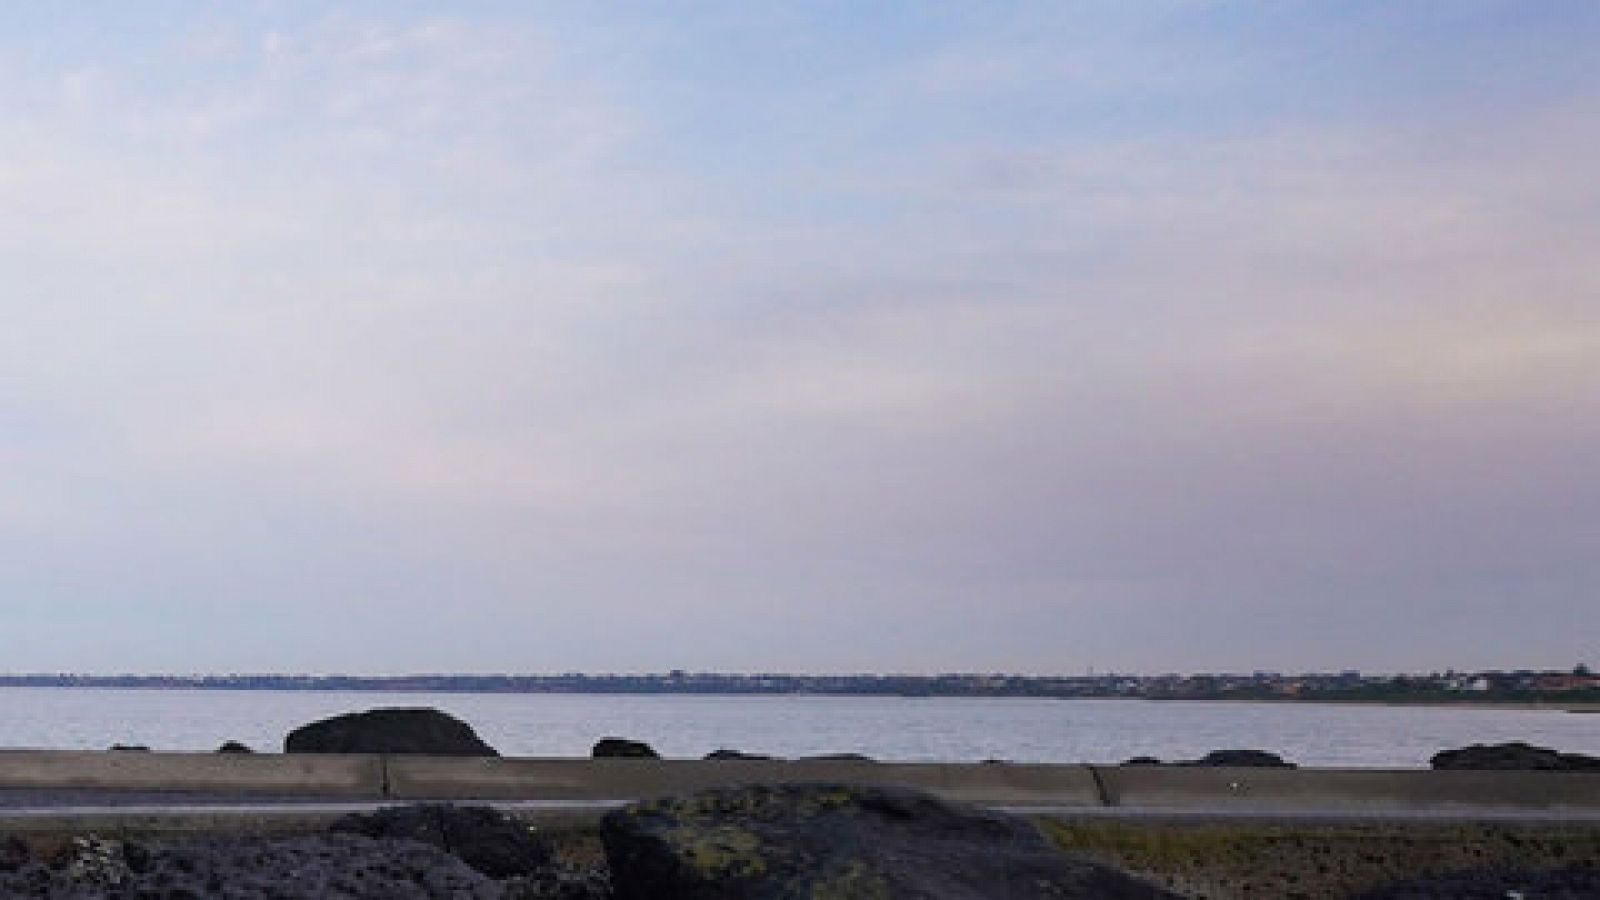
[1,751,1598,814]
[0,750,381,797]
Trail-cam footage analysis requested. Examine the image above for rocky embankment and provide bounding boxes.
[0,804,608,899]
[2,788,1597,899]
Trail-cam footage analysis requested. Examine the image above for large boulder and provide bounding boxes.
[284,708,497,756]
[600,782,1179,899]
[331,804,552,878]
[593,737,659,759]
[1430,741,1600,771]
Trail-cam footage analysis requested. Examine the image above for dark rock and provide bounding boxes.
[0,833,500,898]
[217,740,254,754]
[1119,750,1295,768]
[799,752,875,762]
[108,744,149,752]
[593,737,659,759]
[1351,865,1600,899]
[0,837,28,873]
[285,707,498,756]
[332,803,553,878]
[1182,749,1296,768]
[1430,741,1600,772]
[601,782,1180,899]
[704,749,774,761]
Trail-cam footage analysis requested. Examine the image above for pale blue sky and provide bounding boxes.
[1,3,1596,673]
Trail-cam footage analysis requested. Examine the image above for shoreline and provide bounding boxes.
[1,682,1595,712]
[1139,696,1600,713]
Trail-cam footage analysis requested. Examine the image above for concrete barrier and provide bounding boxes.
[0,751,382,797]
[0,807,365,836]
[384,758,1105,808]
[1090,766,1600,812]
[0,753,1595,817]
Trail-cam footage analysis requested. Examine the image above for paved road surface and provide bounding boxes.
[0,790,1597,829]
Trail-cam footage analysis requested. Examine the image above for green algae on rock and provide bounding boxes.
[601,782,1178,899]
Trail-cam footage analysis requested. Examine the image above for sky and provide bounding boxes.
[1,2,1596,674]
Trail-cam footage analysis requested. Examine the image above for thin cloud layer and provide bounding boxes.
[0,3,1595,673]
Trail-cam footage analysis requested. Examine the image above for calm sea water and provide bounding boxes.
[0,688,1595,768]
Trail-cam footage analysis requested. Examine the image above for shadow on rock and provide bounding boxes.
[332,803,553,878]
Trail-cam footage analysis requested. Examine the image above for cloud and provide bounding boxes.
[0,4,1594,672]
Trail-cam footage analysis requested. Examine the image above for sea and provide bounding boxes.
[0,688,1595,768]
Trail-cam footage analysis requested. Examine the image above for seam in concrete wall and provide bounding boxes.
[379,755,392,798]
[1088,767,1115,807]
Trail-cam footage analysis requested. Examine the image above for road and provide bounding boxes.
[0,791,1597,831]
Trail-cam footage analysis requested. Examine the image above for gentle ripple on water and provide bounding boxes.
[0,688,1594,767]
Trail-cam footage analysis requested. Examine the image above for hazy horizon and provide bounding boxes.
[0,665,1581,679]
[2,2,1596,674]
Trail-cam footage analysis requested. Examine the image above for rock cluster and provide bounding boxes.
[1430,741,1600,771]
[0,806,608,900]
[1121,748,1296,768]
[0,832,504,899]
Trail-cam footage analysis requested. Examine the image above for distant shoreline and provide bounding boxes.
[1143,696,1600,713]
[0,678,1595,712]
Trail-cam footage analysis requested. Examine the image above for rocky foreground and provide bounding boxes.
[0,803,606,900]
[1,784,1596,899]
[0,785,1181,898]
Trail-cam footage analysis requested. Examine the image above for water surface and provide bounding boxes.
[1,688,1594,767]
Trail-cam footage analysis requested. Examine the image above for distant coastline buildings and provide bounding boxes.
[0,667,1595,704]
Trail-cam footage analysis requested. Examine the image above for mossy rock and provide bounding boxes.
[602,783,1177,899]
